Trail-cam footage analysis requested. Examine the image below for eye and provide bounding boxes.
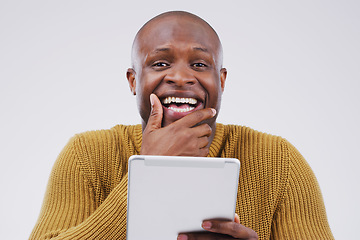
[152,62,169,67]
[191,62,208,71]
[192,63,207,68]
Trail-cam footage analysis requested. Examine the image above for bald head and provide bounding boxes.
[131,11,223,71]
[134,11,221,45]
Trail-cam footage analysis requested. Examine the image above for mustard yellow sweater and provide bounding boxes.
[30,124,334,240]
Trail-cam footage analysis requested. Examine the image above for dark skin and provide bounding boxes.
[127,12,258,240]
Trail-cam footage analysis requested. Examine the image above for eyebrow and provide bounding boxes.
[193,47,208,52]
[151,47,209,53]
[153,48,171,53]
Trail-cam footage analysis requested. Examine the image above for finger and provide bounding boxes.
[202,220,258,239]
[197,147,209,157]
[176,108,216,128]
[198,136,210,149]
[144,94,163,132]
[192,123,212,138]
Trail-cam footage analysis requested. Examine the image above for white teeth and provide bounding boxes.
[162,96,198,105]
[168,106,195,112]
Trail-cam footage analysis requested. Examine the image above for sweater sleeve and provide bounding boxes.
[29,135,128,240]
[270,140,334,240]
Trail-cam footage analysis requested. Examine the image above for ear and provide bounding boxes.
[127,68,136,95]
[220,68,227,92]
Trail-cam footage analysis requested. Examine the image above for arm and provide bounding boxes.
[142,94,259,239]
[29,136,128,240]
[270,140,334,240]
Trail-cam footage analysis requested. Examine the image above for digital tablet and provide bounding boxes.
[126,155,240,240]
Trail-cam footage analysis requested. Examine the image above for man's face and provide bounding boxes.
[128,16,226,128]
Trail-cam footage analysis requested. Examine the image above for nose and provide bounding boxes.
[164,64,196,87]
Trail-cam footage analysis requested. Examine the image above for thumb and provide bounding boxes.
[145,94,163,131]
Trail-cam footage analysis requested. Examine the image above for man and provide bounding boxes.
[30,11,334,239]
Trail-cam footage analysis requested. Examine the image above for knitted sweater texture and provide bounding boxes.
[30,123,334,239]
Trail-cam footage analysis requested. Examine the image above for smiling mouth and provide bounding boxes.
[161,96,200,113]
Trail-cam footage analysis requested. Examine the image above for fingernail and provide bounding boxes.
[211,108,216,117]
[202,221,212,229]
[150,94,155,107]
[177,234,188,240]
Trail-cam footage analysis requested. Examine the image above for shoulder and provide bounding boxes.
[67,124,142,166]
[74,124,140,142]
[71,124,142,150]
[217,124,291,179]
[219,123,302,180]
[67,124,142,190]
[220,123,286,150]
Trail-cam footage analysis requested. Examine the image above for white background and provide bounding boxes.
[1,0,359,239]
